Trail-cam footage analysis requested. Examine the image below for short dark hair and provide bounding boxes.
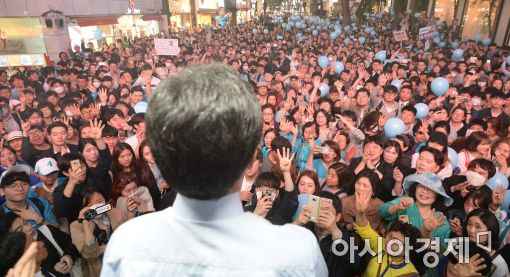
[468,158,496,179]
[0,232,26,276]
[401,105,417,115]
[47,121,68,134]
[146,64,261,200]
[254,172,280,190]
[57,152,86,173]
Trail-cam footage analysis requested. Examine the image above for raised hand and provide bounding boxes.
[395,197,414,211]
[423,209,446,233]
[98,88,108,104]
[89,118,105,140]
[277,147,295,173]
[355,191,371,214]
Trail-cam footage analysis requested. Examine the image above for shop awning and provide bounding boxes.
[72,16,119,27]
[141,15,162,21]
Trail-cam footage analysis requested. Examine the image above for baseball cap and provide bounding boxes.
[35,158,59,176]
[6,131,22,142]
[0,164,33,187]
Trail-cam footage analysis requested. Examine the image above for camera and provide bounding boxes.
[93,224,109,246]
[84,204,112,221]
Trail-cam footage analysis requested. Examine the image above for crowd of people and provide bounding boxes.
[1,9,510,277]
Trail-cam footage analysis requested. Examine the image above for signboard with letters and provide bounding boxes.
[419,26,435,40]
[154,38,180,56]
[393,30,408,42]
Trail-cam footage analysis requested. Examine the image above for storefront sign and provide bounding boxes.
[154,38,180,56]
[419,26,435,40]
[393,30,408,42]
[0,18,46,55]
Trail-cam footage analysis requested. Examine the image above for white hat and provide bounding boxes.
[35,158,59,176]
[6,131,22,142]
[0,164,32,187]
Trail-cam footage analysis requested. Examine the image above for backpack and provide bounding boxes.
[0,197,45,216]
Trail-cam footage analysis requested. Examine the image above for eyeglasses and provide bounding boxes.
[4,182,29,190]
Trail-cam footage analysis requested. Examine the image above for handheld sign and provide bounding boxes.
[154,38,180,56]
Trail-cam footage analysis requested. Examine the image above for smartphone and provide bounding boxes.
[307,195,321,223]
[493,159,500,167]
[320,147,330,154]
[70,159,81,171]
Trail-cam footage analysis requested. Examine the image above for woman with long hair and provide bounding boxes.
[138,141,166,210]
[110,142,137,182]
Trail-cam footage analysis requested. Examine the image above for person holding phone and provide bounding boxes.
[294,191,361,277]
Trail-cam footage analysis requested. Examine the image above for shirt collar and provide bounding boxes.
[171,191,243,221]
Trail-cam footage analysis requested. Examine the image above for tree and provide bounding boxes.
[341,0,351,26]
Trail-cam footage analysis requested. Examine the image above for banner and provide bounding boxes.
[393,30,408,42]
[419,26,435,40]
[154,38,180,56]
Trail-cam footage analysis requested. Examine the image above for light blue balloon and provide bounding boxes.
[282,23,287,28]
[318,56,330,68]
[431,77,449,96]
[286,25,292,31]
[453,48,464,61]
[288,22,294,27]
[439,41,446,48]
[277,35,284,40]
[414,103,429,119]
[384,118,405,138]
[482,37,491,46]
[451,41,459,49]
[374,38,379,43]
[487,173,509,190]
[252,29,258,35]
[359,36,366,45]
[330,32,338,40]
[319,83,330,97]
[436,20,442,26]
[134,101,148,113]
[352,26,358,31]
[414,13,420,18]
[296,22,302,29]
[375,50,386,62]
[474,34,481,42]
[301,23,306,29]
[263,29,269,35]
[335,25,341,32]
[433,37,441,44]
[344,38,350,44]
[312,30,319,36]
[370,30,376,36]
[448,147,458,169]
[391,79,403,91]
[334,62,345,74]
[364,27,371,34]
[507,56,510,65]
[344,26,350,31]
[382,26,387,31]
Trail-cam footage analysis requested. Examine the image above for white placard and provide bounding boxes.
[419,26,435,40]
[154,38,180,56]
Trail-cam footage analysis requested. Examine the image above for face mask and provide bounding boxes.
[328,57,334,62]
[243,66,249,71]
[54,87,64,94]
[65,111,73,117]
[466,170,486,187]
[93,82,101,88]
[165,63,172,68]
[477,82,486,87]
[465,129,474,137]
[43,82,50,92]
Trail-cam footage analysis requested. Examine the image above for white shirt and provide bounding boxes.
[102,192,328,276]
